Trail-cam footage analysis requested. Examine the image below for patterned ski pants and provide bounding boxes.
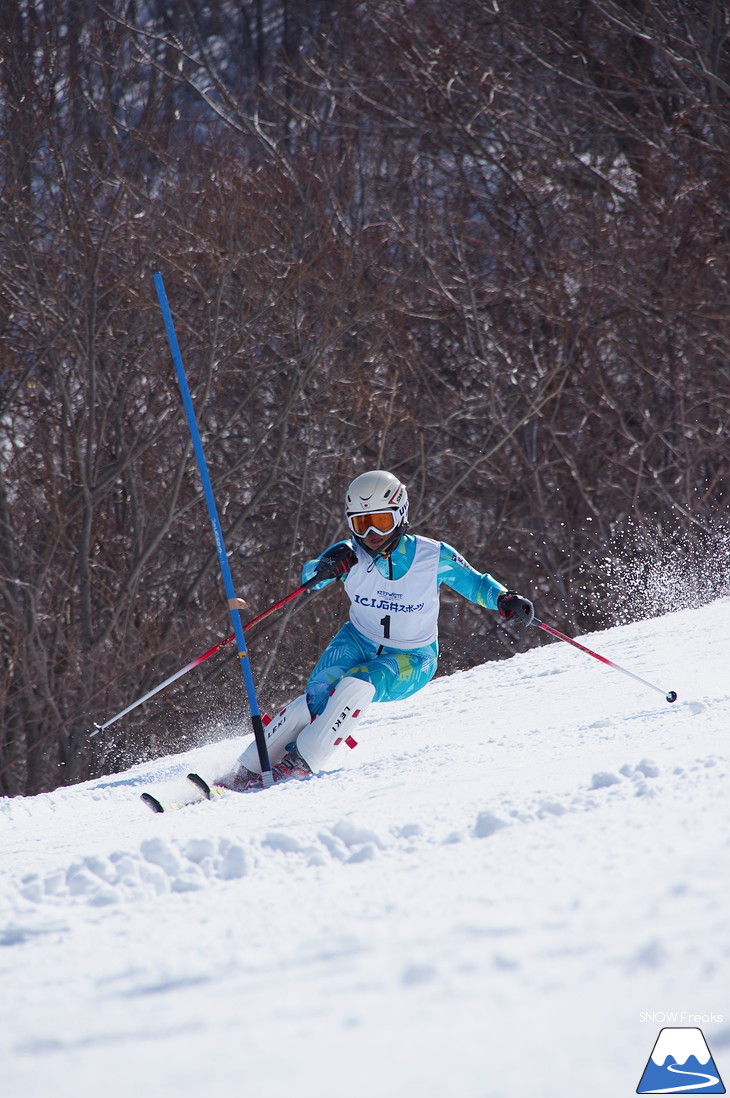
[306,621,438,717]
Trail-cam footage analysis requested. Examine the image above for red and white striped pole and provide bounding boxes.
[91,578,318,737]
[533,618,677,703]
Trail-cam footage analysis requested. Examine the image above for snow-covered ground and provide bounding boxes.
[2,600,729,1098]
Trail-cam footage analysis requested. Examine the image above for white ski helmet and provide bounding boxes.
[345,470,409,556]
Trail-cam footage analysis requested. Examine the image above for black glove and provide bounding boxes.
[313,543,358,582]
[497,590,534,627]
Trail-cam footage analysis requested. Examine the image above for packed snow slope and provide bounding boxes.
[2,599,729,1098]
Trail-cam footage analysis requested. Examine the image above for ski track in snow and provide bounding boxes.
[1,599,729,1097]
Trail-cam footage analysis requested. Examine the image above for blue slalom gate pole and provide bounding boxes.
[154,272,272,785]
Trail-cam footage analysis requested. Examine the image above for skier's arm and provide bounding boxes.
[302,540,357,590]
[437,542,507,609]
[437,543,534,624]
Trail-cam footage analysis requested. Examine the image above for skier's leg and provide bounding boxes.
[295,676,376,773]
[294,641,438,774]
[258,627,439,781]
[305,622,374,716]
[308,639,438,712]
[235,693,311,774]
[346,647,439,704]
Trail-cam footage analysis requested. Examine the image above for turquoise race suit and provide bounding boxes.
[302,534,507,716]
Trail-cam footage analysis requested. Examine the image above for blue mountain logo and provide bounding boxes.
[637,1028,725,1093]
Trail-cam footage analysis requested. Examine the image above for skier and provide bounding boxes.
[223,469,534,790]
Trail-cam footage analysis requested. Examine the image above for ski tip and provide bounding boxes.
[140,791,165,814]
[187,772,211,799]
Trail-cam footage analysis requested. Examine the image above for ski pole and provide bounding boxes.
[533,618,677,703]
[90,578,318,737]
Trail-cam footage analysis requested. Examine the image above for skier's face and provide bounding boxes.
[362,529,391,552]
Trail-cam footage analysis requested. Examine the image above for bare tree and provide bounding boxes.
[2,0,728,794]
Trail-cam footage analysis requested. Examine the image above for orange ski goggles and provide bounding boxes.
[347,510,398,537]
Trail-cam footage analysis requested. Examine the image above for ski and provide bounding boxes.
[188,772,233,798]
[139,774,233,813]
[140,711,274,812]
[139,775,219,813]
[141,751,282,813]
[187,772,214,798]
[139,791,199,814]
[188,770,266,796]
[140,791,164,813]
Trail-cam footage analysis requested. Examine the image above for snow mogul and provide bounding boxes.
[224,470,534,790]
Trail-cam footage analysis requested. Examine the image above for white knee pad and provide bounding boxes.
[296,676,375,773]
[237,693,311,774]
